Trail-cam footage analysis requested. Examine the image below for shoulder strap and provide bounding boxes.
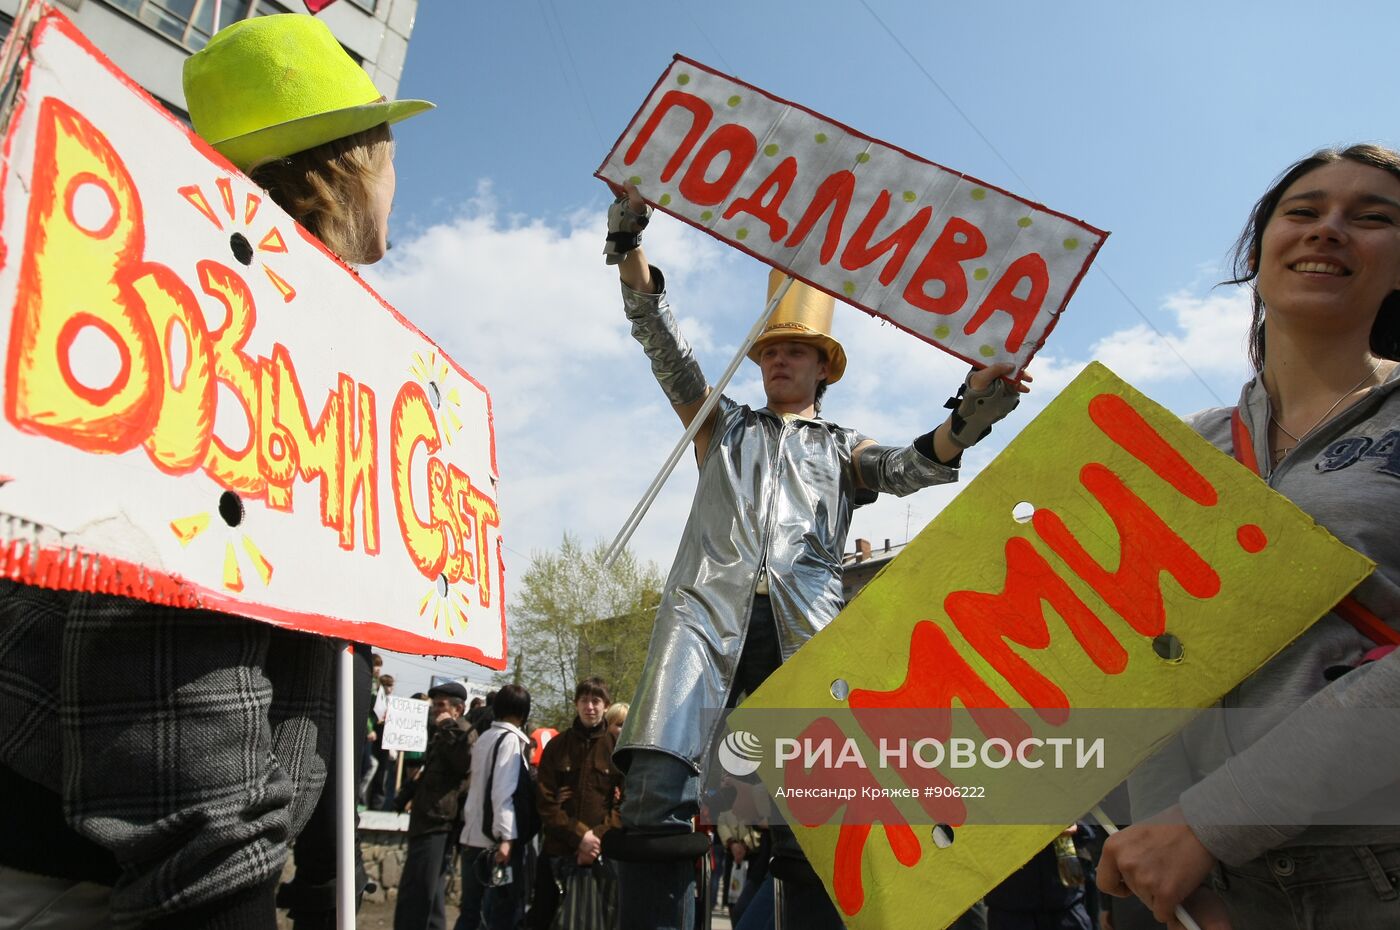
[481,728,530,842]
[482,729,507,842]
[1230,408,1399,647]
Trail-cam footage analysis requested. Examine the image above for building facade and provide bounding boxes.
[0,0,418,119]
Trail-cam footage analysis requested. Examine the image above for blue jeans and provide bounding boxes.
[1211,844,1400,930]
[455,844,524,930]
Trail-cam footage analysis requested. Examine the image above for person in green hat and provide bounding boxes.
[0,14,431,930]
[183,12,432,264]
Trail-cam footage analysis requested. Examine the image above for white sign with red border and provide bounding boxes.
[0,12,507,667]
[597,56,1107,372]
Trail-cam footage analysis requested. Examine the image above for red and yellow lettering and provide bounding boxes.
[258,345,343,526]
[390,381,496,597]
[623,90,714,183]
[903,216,987,315]
[426,458,465,581]
[391,381,446,578]
[783,170,855,263]
[945,537,1128,719]
[6,98,160,451]
[722,156,797,242]
[678,123,756,206]
[964,252,1049,352]
[133,267,214,473]
[461,478,499,607]
[339,376,378,554]
[197,260,262,494]
[1033,464,1221,638]
[840,190,932,286]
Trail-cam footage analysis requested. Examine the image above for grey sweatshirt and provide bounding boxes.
[1130,365,1400,865]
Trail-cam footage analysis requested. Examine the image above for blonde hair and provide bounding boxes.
[604,702,629,727]
[251,122,394,264]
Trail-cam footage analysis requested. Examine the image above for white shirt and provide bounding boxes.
[459,721,528,848]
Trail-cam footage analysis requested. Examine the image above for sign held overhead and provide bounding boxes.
[597,56,1107,373]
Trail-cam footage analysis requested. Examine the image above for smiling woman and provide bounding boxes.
[1102,146,1400,930]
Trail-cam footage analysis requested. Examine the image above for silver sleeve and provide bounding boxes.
[621,269,708,408]
[854,443,958,498]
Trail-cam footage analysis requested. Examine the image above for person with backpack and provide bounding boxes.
[456,684,537,930]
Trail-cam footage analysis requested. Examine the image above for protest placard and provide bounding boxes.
[0,12,506,667]
[732,363,1373,929]
[597,56,1106,373]
[382,695,431,754]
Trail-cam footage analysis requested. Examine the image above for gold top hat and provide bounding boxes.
[748,269,847,383]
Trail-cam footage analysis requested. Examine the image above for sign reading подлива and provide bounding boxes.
[597,56,1107,373]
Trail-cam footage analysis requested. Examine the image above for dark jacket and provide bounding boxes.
[534,717,622,857]
[403,714,475,837]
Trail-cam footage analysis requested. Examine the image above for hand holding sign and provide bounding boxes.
[597,56,1107,374]
[733,363,1373,929]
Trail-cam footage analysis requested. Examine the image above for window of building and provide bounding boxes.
[100,0,289,52]
[343,0,377,12]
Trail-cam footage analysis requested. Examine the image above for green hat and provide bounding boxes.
[183,14,433,171]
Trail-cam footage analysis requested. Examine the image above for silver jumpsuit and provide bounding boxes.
[616,269,959,773]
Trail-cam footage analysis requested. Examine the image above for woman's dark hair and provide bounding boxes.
[493,683,531,723]
[814,348,830,414]
[574,677,611,706]
[1226,143,1400,371]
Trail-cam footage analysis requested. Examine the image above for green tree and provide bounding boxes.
[506,533,663,728]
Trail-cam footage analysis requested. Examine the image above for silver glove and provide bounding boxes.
[604,194,653,266]
[944,368,1020,449]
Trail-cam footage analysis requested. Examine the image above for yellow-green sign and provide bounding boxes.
[740,363,1372,929]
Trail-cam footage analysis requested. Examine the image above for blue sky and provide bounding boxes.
[369,0,1400,690]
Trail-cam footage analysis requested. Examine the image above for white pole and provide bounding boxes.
[1089,806,1202,930]
[603,275,795,567]
[337,643,356,929]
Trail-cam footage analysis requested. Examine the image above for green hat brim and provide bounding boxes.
[213,98,434,172]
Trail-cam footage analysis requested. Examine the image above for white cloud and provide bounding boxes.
[1085,288,1254,385]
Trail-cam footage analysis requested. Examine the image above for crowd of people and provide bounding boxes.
[376,677,626,930]
[0,8,1396,930]
[378,674,1152,930]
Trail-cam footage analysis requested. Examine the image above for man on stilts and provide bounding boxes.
[600,183,1029,929]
